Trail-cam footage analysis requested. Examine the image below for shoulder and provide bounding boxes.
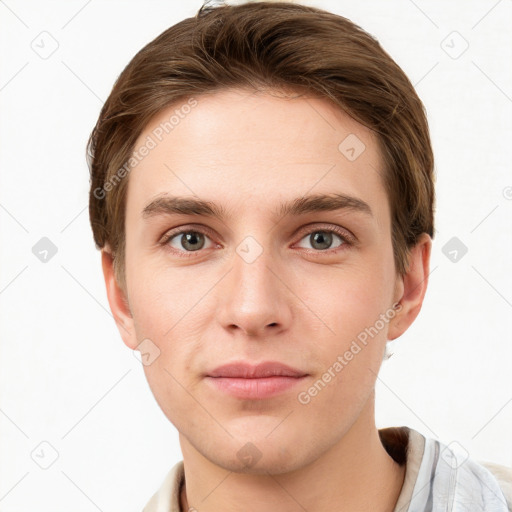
[478,461,512,512]
[393,427,511,511]
[143,461,184,512]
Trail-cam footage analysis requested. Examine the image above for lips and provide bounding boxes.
[207,361,307,379]
[205,361,309,400]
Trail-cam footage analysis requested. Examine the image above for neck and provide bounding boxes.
[179,397,405,512]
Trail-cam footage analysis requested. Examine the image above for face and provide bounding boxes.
[106,87,423,474]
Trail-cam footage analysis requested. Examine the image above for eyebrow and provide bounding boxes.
[142,193,373,221]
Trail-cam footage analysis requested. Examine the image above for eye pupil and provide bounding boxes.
[311,231,332,250]
[182,232,205,251]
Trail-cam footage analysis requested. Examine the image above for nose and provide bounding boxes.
[215,241,292,338]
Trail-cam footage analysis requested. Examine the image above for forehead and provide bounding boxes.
[126,87,388,228]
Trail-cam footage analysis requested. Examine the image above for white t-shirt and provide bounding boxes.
[143,426,512,511]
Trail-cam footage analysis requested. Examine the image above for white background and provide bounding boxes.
[0,0,511,510]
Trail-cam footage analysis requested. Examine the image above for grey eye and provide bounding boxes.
[168,231,212,252]
[296,231,344,251]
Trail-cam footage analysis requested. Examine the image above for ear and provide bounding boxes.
[387,233,432,341]
[101,247,138,350]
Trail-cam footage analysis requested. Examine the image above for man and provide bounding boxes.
[87,1,512,510]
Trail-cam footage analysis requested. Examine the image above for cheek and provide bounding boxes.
[298,276,388,418]
[296,260,393,402]
[134,291,203,430]
[126,254,192,338]
[302,262,393,340]
[141,358,193,432]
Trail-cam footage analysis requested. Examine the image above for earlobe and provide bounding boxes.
[387,233,432,341]
[101,248,138,350]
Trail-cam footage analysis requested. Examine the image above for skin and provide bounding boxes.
[102,87,431,512]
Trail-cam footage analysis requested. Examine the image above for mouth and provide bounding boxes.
[205,361,309,400]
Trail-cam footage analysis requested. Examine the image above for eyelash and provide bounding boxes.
[159,224,356,258]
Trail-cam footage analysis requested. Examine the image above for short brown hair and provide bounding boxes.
[88,1,435,289]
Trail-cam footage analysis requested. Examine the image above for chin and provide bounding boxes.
[198,431,315,476]
[215,450,306,476]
